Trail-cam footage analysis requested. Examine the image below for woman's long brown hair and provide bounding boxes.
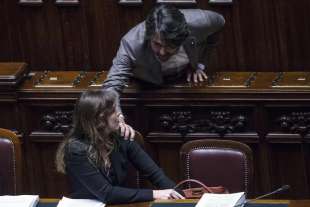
[55,89,119,173]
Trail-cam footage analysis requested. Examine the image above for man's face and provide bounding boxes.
[150,33,179,62]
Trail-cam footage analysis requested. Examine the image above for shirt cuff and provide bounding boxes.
[197,63,206,71]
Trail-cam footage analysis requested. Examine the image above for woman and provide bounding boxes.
[55,89,184,204]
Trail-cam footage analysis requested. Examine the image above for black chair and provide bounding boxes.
[180,139,253,194]
[0,128,22,195]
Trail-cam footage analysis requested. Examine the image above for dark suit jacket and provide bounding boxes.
[103,9,225,93]
[65,137,175,204]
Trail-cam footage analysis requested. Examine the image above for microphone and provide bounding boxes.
[234,185,290,207]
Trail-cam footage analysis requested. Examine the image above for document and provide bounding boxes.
[57,196,105,207]
[195,192,245,207]
[0,195,39,207]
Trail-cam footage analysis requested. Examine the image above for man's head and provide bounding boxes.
[145,4,189,62]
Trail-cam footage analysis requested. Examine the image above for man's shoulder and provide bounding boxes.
[182,9,222,22]
[181,9,225,36]
[117,21,148,59]
[181,9,221,19]
[122,22,146,48]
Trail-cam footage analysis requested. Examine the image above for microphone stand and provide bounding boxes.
[234,185,290,207]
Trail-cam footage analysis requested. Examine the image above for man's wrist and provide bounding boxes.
[197,63,206,71]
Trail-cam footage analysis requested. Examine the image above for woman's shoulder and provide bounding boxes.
[66,139,88,155]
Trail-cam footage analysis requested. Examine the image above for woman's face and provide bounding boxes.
[107,110,119,132]
[97,105,119,133]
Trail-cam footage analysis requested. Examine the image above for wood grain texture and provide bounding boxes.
[1,0,309,71]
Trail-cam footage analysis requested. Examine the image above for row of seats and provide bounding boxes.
[0,129,253,196]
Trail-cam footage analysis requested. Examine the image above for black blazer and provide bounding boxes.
[65,137,175,204]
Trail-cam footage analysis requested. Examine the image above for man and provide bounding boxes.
[103,4,225,139]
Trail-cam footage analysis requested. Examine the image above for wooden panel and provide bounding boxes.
[152,142,183,183]
[144,104,256,138]
[0,102,19,130]
[265,105,310,141]
[1,0,310,71]
[268,143,310,199]
[27,132,69,197]
[4,70,310,199]
[21,103,75,133]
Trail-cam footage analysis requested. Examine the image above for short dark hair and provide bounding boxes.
[145,4,189,48]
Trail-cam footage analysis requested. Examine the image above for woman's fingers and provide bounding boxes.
[170,190,185,199]
[119,122,135,141]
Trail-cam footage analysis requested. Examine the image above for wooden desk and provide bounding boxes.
[38,199,310,207]
[2,66,310,199]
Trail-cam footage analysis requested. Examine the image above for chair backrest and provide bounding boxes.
[180,139,253,194]
[123,131,145,188]
[0,128,22,195]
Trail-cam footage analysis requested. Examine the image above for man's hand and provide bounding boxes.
[118,114,135,141]
[187,69,208,83]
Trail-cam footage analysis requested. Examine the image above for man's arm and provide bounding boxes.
[103,38,136,139]
[198,10,225,70]
[187,10,225,83]
[103,38,133,95]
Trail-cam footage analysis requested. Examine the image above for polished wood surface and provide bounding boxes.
[0,62,27,78]
[19,70,310,92]
[0,62,28,90]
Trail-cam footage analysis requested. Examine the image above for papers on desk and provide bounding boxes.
[57,196,105,207]
[0,195,39,207]
[195,192,245,207]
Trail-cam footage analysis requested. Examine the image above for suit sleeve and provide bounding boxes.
[65,143,153,204]
[197,10,225,70]
[102,38,135,113]
[201,10,225,37]
[127,141,176,189]
[103,38,134,94]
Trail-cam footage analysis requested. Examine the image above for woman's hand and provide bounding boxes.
[153,189,185,200]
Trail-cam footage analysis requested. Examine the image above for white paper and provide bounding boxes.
[0,195,39,207]
[57,196,105,207]
[195,192,245,207]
